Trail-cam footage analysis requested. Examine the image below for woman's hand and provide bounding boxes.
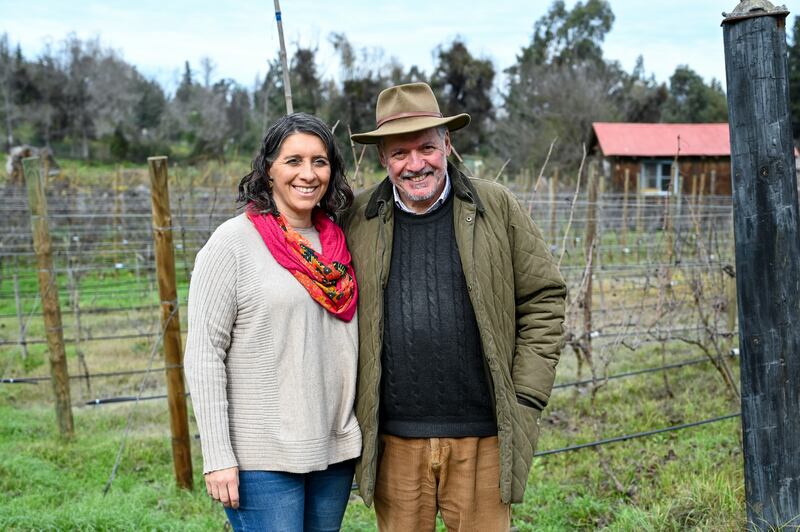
[205,466,240,508]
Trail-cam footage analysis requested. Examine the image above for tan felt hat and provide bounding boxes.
[350,82,470,144]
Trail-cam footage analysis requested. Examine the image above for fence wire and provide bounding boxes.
[1,181,742,479]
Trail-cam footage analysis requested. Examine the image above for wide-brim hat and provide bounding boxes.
[350,82,470,144]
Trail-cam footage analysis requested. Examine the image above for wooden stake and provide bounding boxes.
[697,172,707,237]
[622,168,630,258]
[12,257,28,361]
[674,168,684,233]
[549,167,559,245]
[346,125,359,183]
[710,167,717,196]
[593,163,606,308]
[583,162,598,368]
[635,171,644,264]
[635,171,643,234]
[723,4,800,526]
[113,166,121,275]
[147,156,193,490]
[23,156,74,438]
[66,240,90,398]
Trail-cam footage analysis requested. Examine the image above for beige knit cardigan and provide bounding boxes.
[184,213,361,474]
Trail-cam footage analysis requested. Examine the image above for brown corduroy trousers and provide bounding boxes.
[373,434,511,532]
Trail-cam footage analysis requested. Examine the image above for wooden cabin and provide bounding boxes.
[590,122,733,196]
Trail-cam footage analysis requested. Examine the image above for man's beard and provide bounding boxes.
[398,166,442,202]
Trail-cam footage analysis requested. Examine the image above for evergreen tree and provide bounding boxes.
[176,61,194,103]
[0,34,13,149]
[226,86,252,147]
[135,77,166,131]
[109,125,129,160]
[431,39,494,155]
[290,47,321,115]
[661,66,728,123]
[515,0,614,68]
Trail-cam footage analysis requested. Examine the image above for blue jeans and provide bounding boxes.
[224,459,355,532]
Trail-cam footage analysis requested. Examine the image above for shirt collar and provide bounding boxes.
[392,171,451,215]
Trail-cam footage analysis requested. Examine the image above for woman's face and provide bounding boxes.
[268,132,331,227]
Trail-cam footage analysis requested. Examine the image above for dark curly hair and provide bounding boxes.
[238,113,353,221]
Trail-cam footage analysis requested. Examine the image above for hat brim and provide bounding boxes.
[350,113,471,144]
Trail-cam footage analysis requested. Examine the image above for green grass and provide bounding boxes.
[0,345,745,531]
[0,403,224,531]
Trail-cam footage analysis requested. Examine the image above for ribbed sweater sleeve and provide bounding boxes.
[185,229,239,473]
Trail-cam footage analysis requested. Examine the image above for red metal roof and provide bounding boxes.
[592,122,731,157]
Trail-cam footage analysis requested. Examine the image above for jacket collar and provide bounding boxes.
[364,162,486,219]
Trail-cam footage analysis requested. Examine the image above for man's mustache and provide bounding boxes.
[400,166,435,179]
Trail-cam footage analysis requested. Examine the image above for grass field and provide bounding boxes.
[0,335,745,530]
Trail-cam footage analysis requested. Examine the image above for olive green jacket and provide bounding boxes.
[343,164,566,505]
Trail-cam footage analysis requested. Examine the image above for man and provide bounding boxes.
[345,82,566,531]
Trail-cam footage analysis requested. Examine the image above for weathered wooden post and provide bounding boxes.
[697,172,707,235]
[549,167,559,245]
[722,2,799,527]
[113,166,122,274]
[147,156,193,490]
[636,172,647,232]
[583,162,598,366]
[710,167,718,197]
[12,257,28,360]
[622,168,630,251]
[23,156,74,438]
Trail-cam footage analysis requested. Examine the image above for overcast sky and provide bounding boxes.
[0,1,761,94]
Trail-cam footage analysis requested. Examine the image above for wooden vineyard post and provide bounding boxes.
[583,162,598,367]
[147,156,193,490]
[722,2,800,527]
[23,156,74,438]
[622,168,630,261]
[710,168,718,197]
[707,169,718,247]
[675,169,683,229]
[12,257,28,360]
[697,172,707,235]
[593,163,607,306]
[549,167,559,245]
[113,165,122,275]
[635,171,644,263]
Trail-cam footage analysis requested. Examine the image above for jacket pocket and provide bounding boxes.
[515,400,541,455]
[510,399,542,503]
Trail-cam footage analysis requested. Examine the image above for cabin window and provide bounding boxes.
[640,160,677,194]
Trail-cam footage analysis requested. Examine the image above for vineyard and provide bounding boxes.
[0,161,745,530]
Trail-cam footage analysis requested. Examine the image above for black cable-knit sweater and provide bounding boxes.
[379,191,497,438]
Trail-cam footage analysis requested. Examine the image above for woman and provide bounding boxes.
[184,113,360,531]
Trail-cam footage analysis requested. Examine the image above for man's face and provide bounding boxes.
[379,127,452,214]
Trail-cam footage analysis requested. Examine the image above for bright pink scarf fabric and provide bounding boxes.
[247,207,358,322]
